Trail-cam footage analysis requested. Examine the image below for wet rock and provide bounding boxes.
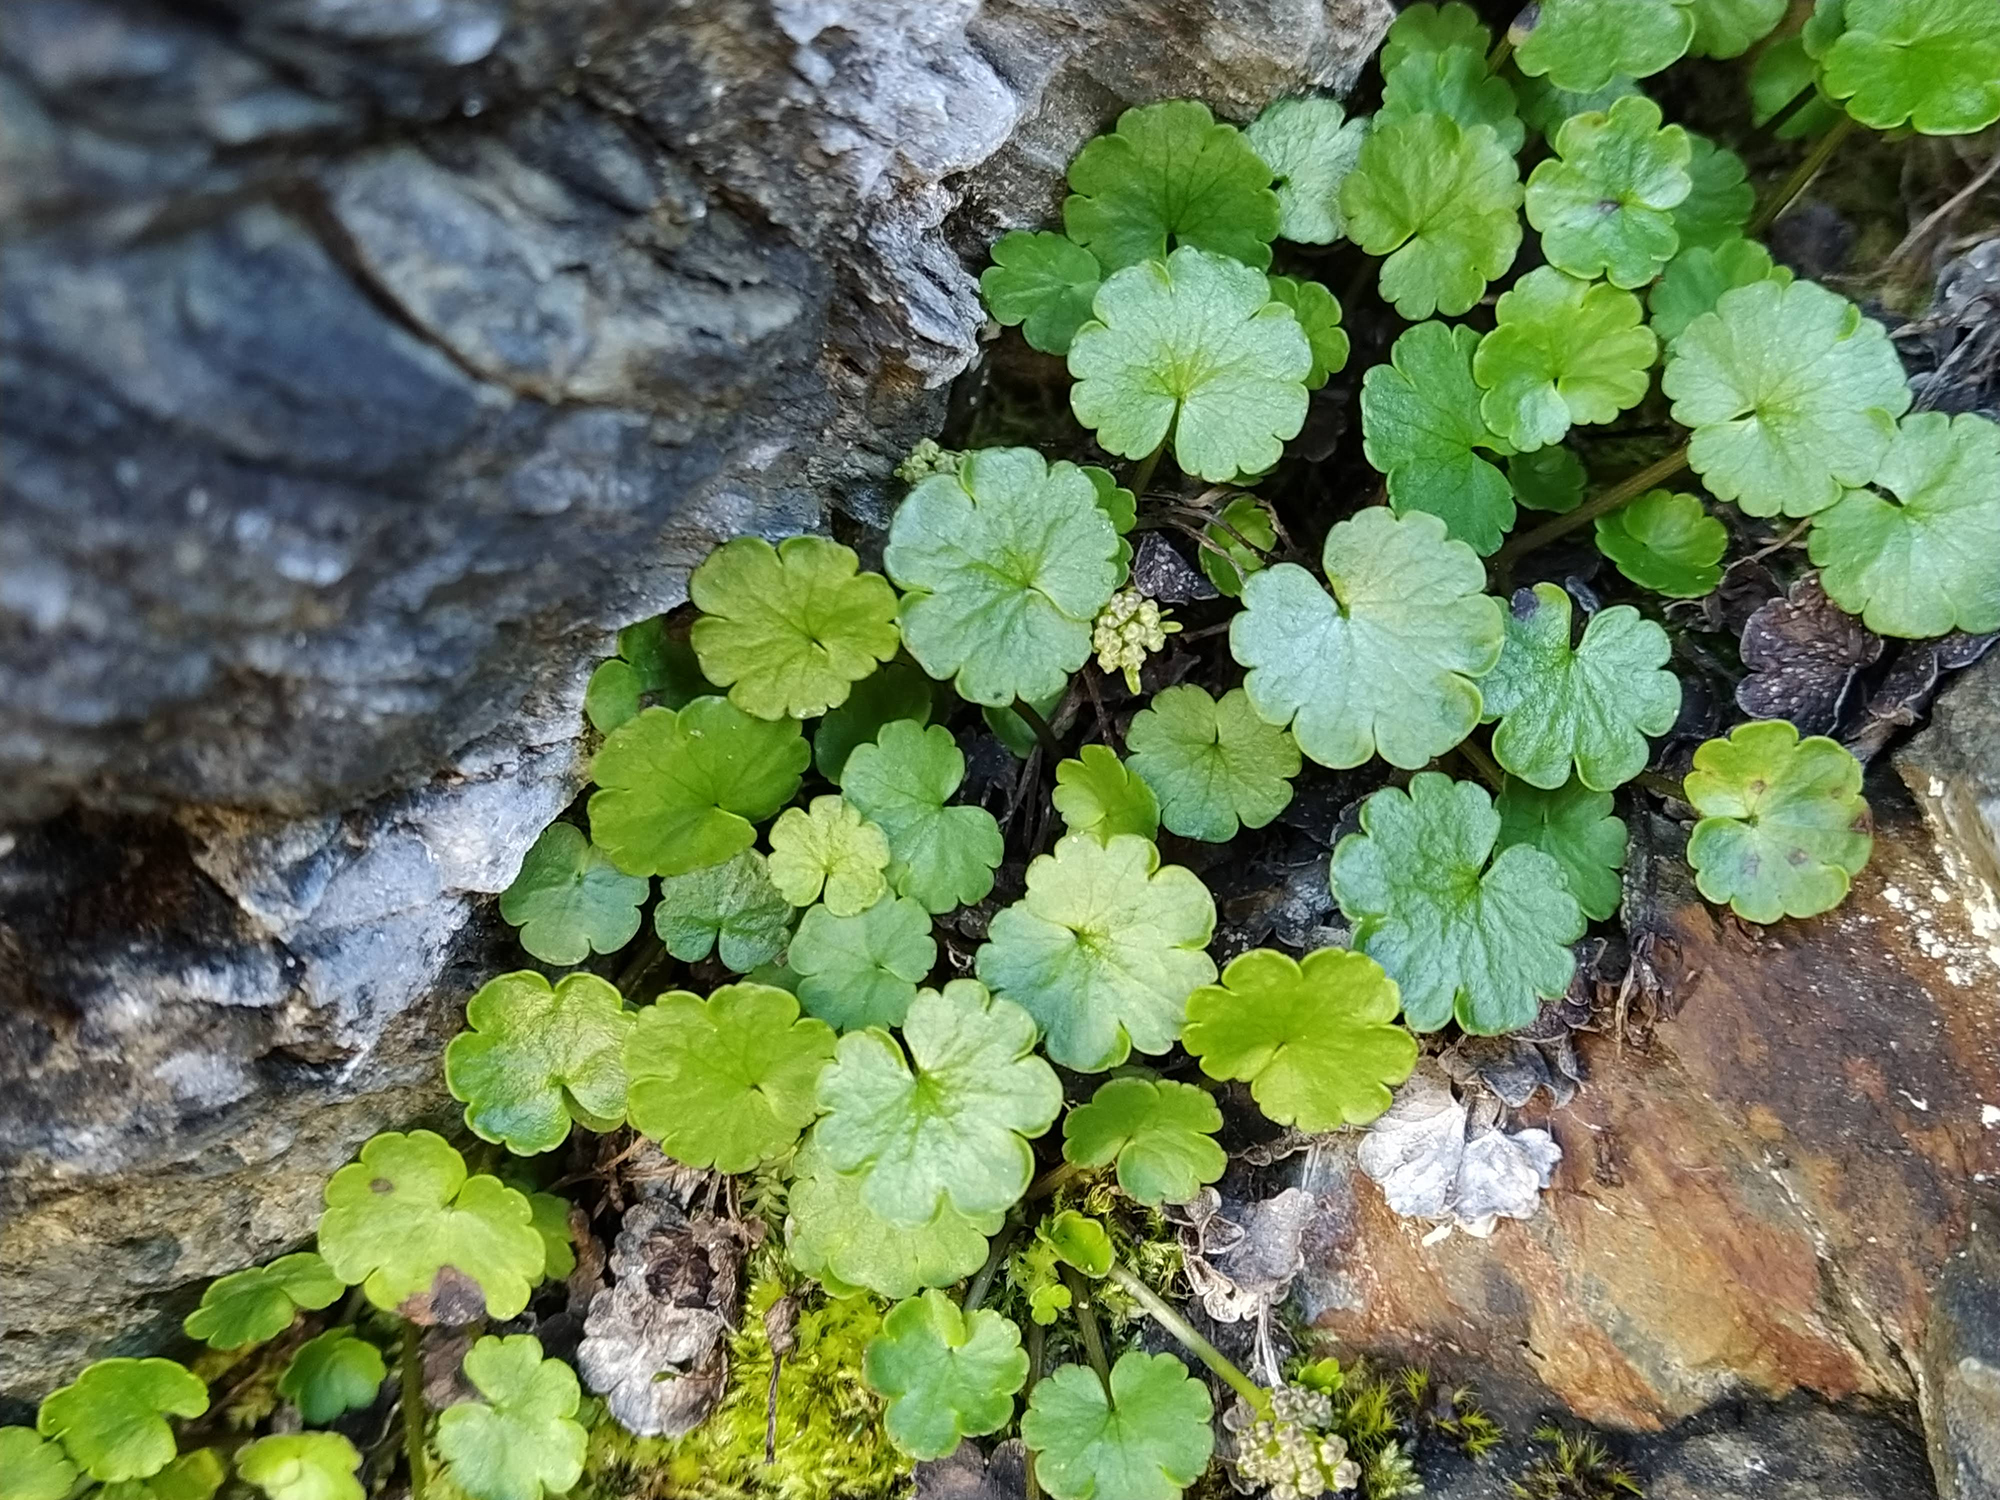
[1635,1397,1937,1500]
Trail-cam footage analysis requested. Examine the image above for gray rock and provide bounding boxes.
[1636,1398,1936,1500]
[0,0,1395,1405]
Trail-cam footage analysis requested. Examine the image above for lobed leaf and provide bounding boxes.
[813,979,1062,1225]
[1231,507,1503,769]
[582,619,706,735]
[1332,773,1584,1034]
[1671,134,1755,250]
[1474,268,1658,453]
[0,1428,78,1500]
[1508,445,1588,514]
[1245,97,1369,245]
[1061,1076,1225,1207]
[840,720,1005,914]
[1264,276,1347,389]
[36,1361,208,1483]
[1362,321,1516,551]
[435,1336,586,1500]
[277,1330,386,1426]
[1596,490,1727,598]
[100,1450,225,1500]
[1340,112,1523,320]
[1514,73,1642,143]
[447,971,630,1154]
[587,699,807,877]
[1199,494,1276,597]
[1526,95,1692,288]
[652,850,793,973]
[1380,46,1525,155]
[498,823,648,967]
[1496,777,1629,923]
[1126,684,1299,843]
[1070,247,1312,483]
[977,834,1217,1072]
[1684,721,1872,922]
[689,536,900,721]
[1021,1352,1214,1500]
[1821,0,2000,134]
[886,448,1120,707]
[236,1435,362,1500]
[182,1253,343,1351]
[863,1293,1028,1460]
[1054,745,1161,845]
[981,230,1103,356]
[785,1139,1003,1300]
[1648,239,1792,344]
[789,895,938,1030]
[767,795,891,916]
[812,660,933,781]
[1685,0,1787,56]
[1184,948,1418,1130]
[624,982,834,1173]
[1382,2,1491,72]
[1041,1211,1113,1278]
[1514,0,1695,92]
[1482,583,1681,791]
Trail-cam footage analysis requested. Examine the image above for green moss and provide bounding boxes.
[1511,1424,1643,1499]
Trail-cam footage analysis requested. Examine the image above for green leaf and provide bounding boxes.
[1382,2,1492,72]
[1514,73,1643,143]
[1231,507,1504,769]
[814,979,1062,1225]
[1684,720,1872,922]
[1497,777,1628,923]
[985,684,1066,761]
[587,699,808,877]
[1041,1211,1113,1278]
[316,1131,545,1320]
[1809,411,2000,638]
[182,1253,343,1350]
[789,895,938,1031]
[1803,0,1848,60]
[436,1336,586,1500]
[1264,276,1347,389]
[624,982,835,1173]
[1060,1076,1225,1207]
[235,1435,362,1500]
[1340,112,1524,321]
[812,661,933,782]
[446,971,631,1154]
[977,834,1218,1072]
[1751,37,1845,139]
[1244,97,1369,245]
[525,1193,575,1281]
[785,1138,1003,1300]
[1482,583,1681,791]
[277,1329,386,1426]
[1380,46,1526,156]
[1473,268,1658,453]
[886,448,1120,707]
[1199,495,1277,596]
[1514,0,1695,92]
[0,1428,77,1500]
[1822,0,2000,134]
[1184,948,1417,1130]
[1125,684,1299,843]
[1011,1237,1076,1326]
[652,850,794,973]
[1331,773,1584,1034]
[1361,321,1517,553]
[1054,745,1161,845]
[688,536,901,720]
[1663,278,1911,518]
[767,796,891,916]
[981,231,1103,356]
[1020,1352,1215,1500]
[99,1450,225,1500]
[583,620,706,735]
[864,1293,1028,1460]
[1648,238,1793,344]
[1063,100,1280,271]
[497,823,648,967]
[36,1360,208,1482]
[1672,134,1754,250]
[1596,489,1728,598]
[1509,445,1588,514]
[840,720,1004,914]
[1525,96,1692,288]
[1685,0,1787,55]
[1069,247,1312,484]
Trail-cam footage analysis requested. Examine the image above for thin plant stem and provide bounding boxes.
[1748,113,1859,237]
[1025,1321,1046,1500]
[1026,1160,1082,1202]
[1060,1267,1115,1401]
[962,1221,1020,1312]
[400,1322,429,1500]
[1882,142,2000,274]
[1490,446,1691,572]
[1457,738,1506,791]
[1130,442,1166,500]
[1160,504,1275,562]
[1011,696,1064,765]
[1487,34,1513,72]
[1105,1263,1271,1418]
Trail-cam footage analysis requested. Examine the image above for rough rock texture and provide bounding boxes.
[0,0,1393,1405]
[1296,711,2000,1495]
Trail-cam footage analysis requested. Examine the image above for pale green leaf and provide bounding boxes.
[1474,268,1658,453]
[1514,0,1695,92]
[36,1361,208,1483]
[1061,1076,1225,1207]
[1821,0,2000,134]
[785,1138,1003,1300]
[1199,495,1276,596]
[436,1336,585,1500]
[235,1435,362,1500]
[767,795,891,916]
[1595,489,1727,597]
[1125,684,1299,843]
[1380,46,1526,155]
[789,895,938,1031]
[446,971,630,1154]
[1021,1353,1214,1500]
[0,1428,78,1500]
[1054,745,1160,845]
[1245,97,1369,245]
[1525,96,1692,288]
[1382,2,1492,72]
[864,1293,1027,1460]
[182,1253,343,1350]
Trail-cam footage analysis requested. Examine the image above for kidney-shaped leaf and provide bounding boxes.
[582,618,706,735]
[977,834,1217,1073]
[785,1138,1003,1300]
[1245,96,1370,246]
[624,982,835,1173]
[497,822,648,967]
[1231,507,1503,770]
[1021,1352,1215,1500]
[652,850,793,973]
[1126,684,1300,843]
[789,895,938,1031]
[1496,777,1629,923]
[1684,720,1872,922]
[1384,1,1492,71]
[1473,268,1658,454]
[864,1292,1028,1461]
[1062,1076,1227,1207]
[841,720,1005,914]
[436,1336,586,1500]
[689,536,900,721]
[1514,0,1695,92]
[1,1427,78,1500]
[1596,489,1727,598]
[767,795,891,916]
[446,971,631,1155]
[235,1434,363,1500]
[1184,948,1417,1130]
[1482,584,1681,792]
[277,1329,387,1426]
[1361,321,1516,552]
[37,1360,208,1483]
[1663,278,1912,518]
[1650,238,1792,344]
[1821,0,2000,134]
[1069,247,1311,484]
[182,1253,343,1350]
[1379,45,1526,155]
[887,448,1120,707]
[1054,745,1161,845]
[588,700,807,877]
[1332,774,1584,1034]
[814,980,1062,1226]
[318,1132,544,1321]
[981,230,1103,357]
[1526,95,1692,288]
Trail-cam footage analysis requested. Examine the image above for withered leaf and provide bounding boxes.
[1735,574,1882,734]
